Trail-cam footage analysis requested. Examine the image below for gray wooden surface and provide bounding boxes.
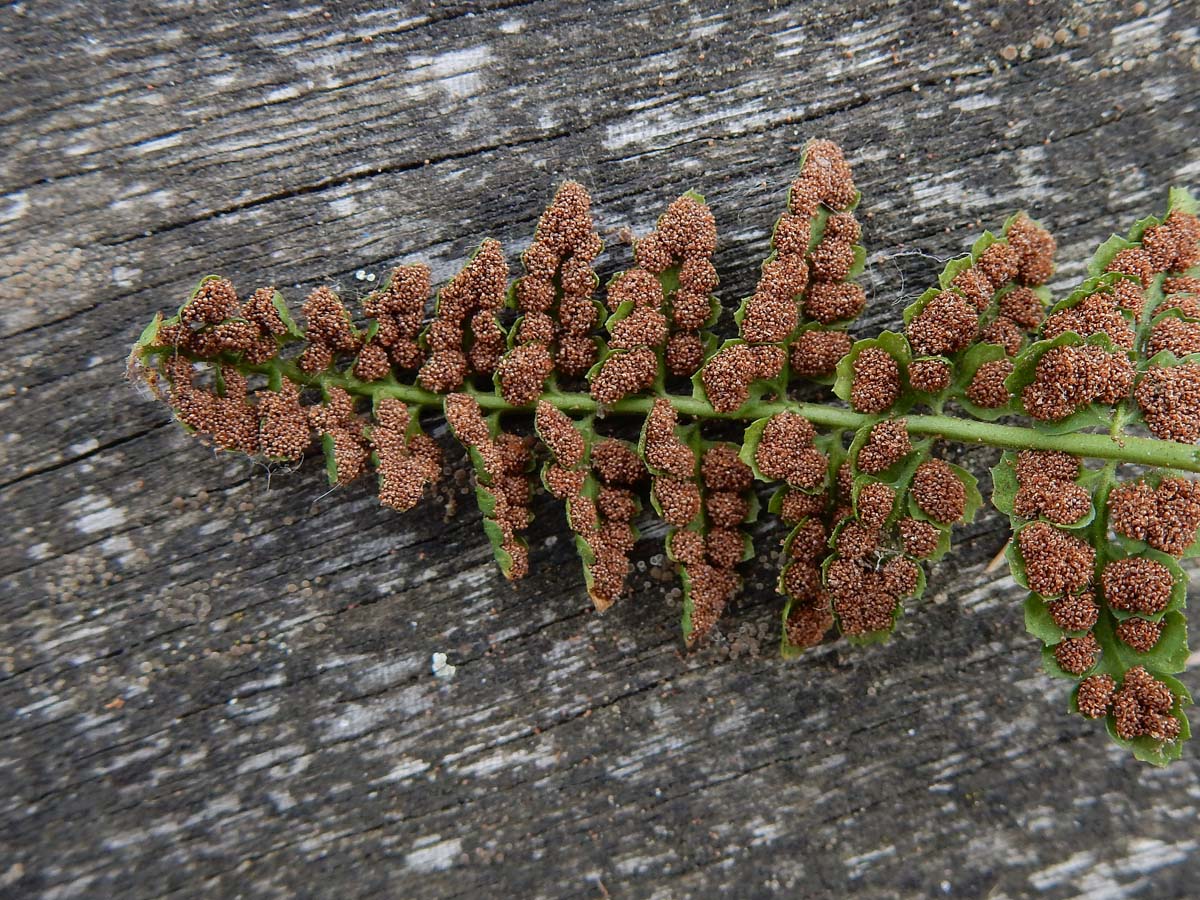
[3,1,1200,897]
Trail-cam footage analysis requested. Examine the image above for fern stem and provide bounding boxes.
[475,387,1200,474]
[163,349,1200,474]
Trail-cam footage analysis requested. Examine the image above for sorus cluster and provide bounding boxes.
[702,141,866,414]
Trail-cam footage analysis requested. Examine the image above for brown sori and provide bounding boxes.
[419,240,508,392]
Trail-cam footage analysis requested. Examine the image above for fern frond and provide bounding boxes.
[127,143,1200,764]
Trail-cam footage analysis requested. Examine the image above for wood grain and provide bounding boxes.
[3,1,1199,897]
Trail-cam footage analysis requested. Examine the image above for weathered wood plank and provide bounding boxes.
[3,1,1200,897]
